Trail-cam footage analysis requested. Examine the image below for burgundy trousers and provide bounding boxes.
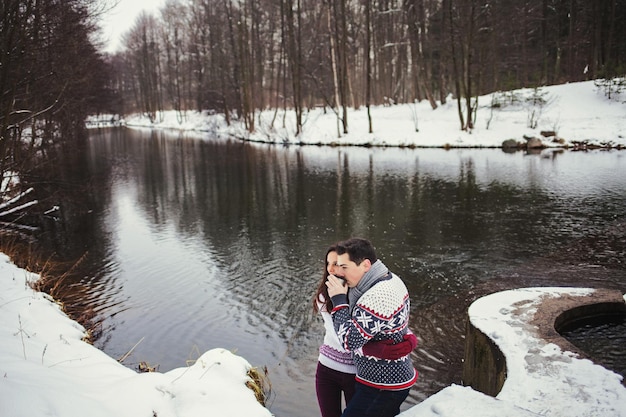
[315,362,356,417]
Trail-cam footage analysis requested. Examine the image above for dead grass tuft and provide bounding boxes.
[246,366,272,407]
[137,361,159,373]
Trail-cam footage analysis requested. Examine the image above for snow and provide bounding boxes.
[0,253,272,417]
[88,80,626,149]
[7,80,626,416]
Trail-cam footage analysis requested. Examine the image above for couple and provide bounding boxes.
[312,238,418,417]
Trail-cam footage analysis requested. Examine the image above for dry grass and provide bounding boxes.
[137,361,159,373]
[0,233,101,343]
[246,365,272,407]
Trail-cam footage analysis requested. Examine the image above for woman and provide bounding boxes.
[313,245,357,417]
[313,244,417,417]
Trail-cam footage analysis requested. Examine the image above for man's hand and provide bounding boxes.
[326,274,348,297]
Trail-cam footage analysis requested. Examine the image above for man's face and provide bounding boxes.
[335,253,371,288]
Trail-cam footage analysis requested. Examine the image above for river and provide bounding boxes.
[38,127,626,416]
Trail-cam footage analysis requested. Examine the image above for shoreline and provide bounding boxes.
[86,79,626,151]
[87,124,626,151]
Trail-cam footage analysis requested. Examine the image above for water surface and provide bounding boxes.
[48,128,626,416]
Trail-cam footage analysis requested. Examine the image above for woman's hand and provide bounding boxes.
[326,274,348,297]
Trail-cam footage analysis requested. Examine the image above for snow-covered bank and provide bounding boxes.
[0,253,272,417]
[400,287,626,417]
[2,253,625,416]
[89,80,626,149]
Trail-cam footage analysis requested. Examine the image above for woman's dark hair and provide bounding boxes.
[312,244,338,313]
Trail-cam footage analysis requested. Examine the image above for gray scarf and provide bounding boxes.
[348,260,389,312]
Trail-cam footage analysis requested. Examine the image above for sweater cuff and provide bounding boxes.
[330,294,348,309]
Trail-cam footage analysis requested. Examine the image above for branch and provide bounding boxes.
[0,200,39,218]
[7,82,68,129]
[0,187,34,211]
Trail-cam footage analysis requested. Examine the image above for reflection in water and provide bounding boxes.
[43,128,626,416]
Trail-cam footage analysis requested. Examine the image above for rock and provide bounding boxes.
[502,139,520,149]
[526,137,544,148]
[540,130,556,137]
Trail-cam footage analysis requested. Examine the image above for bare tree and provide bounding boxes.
[283,0,303,135]
[331,0,350,134]
[161,1,190,123]
[123,13,164,122]
[445,0,479,131]
[404,0,438,109]
[365,0,373,133]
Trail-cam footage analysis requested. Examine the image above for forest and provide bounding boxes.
[111,0,626,134]
[1,0,626,163]
[0,1,111,174]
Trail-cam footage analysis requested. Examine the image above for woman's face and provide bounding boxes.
[326,251,338,276]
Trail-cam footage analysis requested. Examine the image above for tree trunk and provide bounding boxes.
[327,0,342,137]
[284,0,303,135]
[365,0,372,133]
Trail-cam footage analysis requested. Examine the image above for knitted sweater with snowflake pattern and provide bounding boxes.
[330,272,418,390]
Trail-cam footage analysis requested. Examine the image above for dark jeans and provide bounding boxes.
[315,362,356,417]
[341,382,411,417]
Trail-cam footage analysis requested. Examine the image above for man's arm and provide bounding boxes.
[329,297,374,351]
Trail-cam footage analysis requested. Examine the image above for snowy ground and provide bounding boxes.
[88,80,626,149]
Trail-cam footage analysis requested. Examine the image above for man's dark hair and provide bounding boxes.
[336,237,377,265]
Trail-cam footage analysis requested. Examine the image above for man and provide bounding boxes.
[326,237,417,417]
